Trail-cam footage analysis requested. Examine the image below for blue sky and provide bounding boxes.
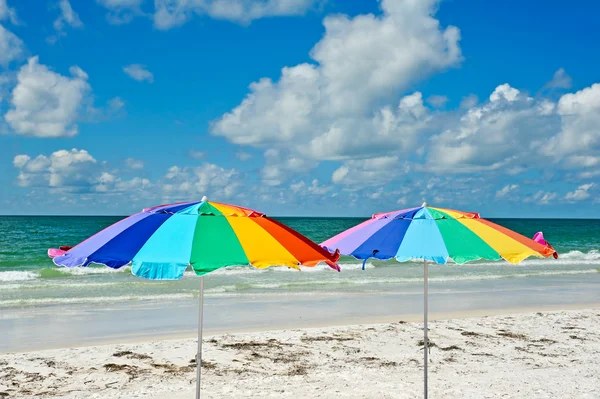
[1,0,599,217]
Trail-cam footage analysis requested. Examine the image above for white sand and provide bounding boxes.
[1,309,599,398]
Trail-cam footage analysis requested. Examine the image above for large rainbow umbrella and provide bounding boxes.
[321,203,557,399]
[50,197,340,399]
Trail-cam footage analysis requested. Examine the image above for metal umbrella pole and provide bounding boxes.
[196,276,205,399]
[424,260,429,399]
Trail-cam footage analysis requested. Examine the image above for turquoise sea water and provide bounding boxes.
[1,216,599,351]
[0,216,599,308]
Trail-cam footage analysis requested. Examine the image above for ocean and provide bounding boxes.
[1,216,599,351]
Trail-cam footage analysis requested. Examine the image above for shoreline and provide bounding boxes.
[4,302,599,354]
[1,308,599,398]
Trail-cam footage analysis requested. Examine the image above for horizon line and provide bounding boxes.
[0,214,599,220]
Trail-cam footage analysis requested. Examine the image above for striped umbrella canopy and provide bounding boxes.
[53,197,340,278]
[50,197,340,399]
[321,203,556,266]
[320,203,557,399]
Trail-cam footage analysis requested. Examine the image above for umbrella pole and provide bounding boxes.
[196,276,205,399]
[424,259,428,399]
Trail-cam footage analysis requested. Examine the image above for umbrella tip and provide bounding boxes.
[201,196,208,202]
[421,201,427,207]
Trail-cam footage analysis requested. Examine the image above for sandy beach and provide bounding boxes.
[2,308,599,398]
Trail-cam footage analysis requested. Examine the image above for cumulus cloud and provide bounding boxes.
[426,95,448,108]
[153,0,318,29]
[123,64,153,83]
[544,68,572,90]
[459,94,478,109]
[426,83,559,173]
[95,173,152,193]
[524,191,557,205]
[332,156,406,187]
[108,96,125,112]
[161,163,240,200]
[565,183,594,202]
[4,57,91,137]
[13,149,97,190]
[236,151,252,161]
[0,0,18,25]
[289,179,332,196]
[96,0,143,24]
[125,158,144,169]
[47,0,84,44]
[189,150,205,159]
[12,149,241,205]
[0,23,23,65]
[212,0,461,172]
[496,184,518,198]
[262,148,316,186]
[545,83,600,162]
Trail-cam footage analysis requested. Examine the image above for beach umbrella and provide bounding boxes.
[320,202,557,399]
[49,197,340,399]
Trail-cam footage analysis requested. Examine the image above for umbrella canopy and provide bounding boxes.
[50,197,340,399]
[322,203,556,266]
[53,198,340,279]
[320,202,557,399]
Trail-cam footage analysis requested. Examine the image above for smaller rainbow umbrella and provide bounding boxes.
[321,202,557,399]
[50,197,340,399]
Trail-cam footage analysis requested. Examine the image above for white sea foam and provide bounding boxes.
[1,250,597,287]
[0,271,38,282]
[0,293,194,308]
[0,281,161,291]
[57,265,132,275]
[559,249,600,260]
[180,263,374,277]
[202,268,599,294]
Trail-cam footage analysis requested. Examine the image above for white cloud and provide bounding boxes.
[125,158,144,169]
[236,151,252,161]
[12,154,30,168]
[11,149,254,212]
[565,183,594,201]
[4,57,91,137]
[96,0,143,24]
[261,148,316,186]
[161,163,240,200]
[0,0,18,25]
[460,94,478,109]
[108,96,125,111]
[0,23,23,65]
[0,74,10,104]
[546,83,600,160]
[545,68,572,90]
[95,173,152,193]
[489,83,520,102]
[189,150,205,159]
[426,95,448,108]
[368,187,384,200]
[13,149,97,190]
[332,156,405,187]
[12,148,244,206]
[290,180,305,193]
[212,0,461,164]
[289,179,332,196]
[123,64,154,83]
[48,0,83,44]
[496,184,518,198]
[426,83,558,173]
[307,179,331,195]
[524,190,557,205]
[153,0,318,29]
